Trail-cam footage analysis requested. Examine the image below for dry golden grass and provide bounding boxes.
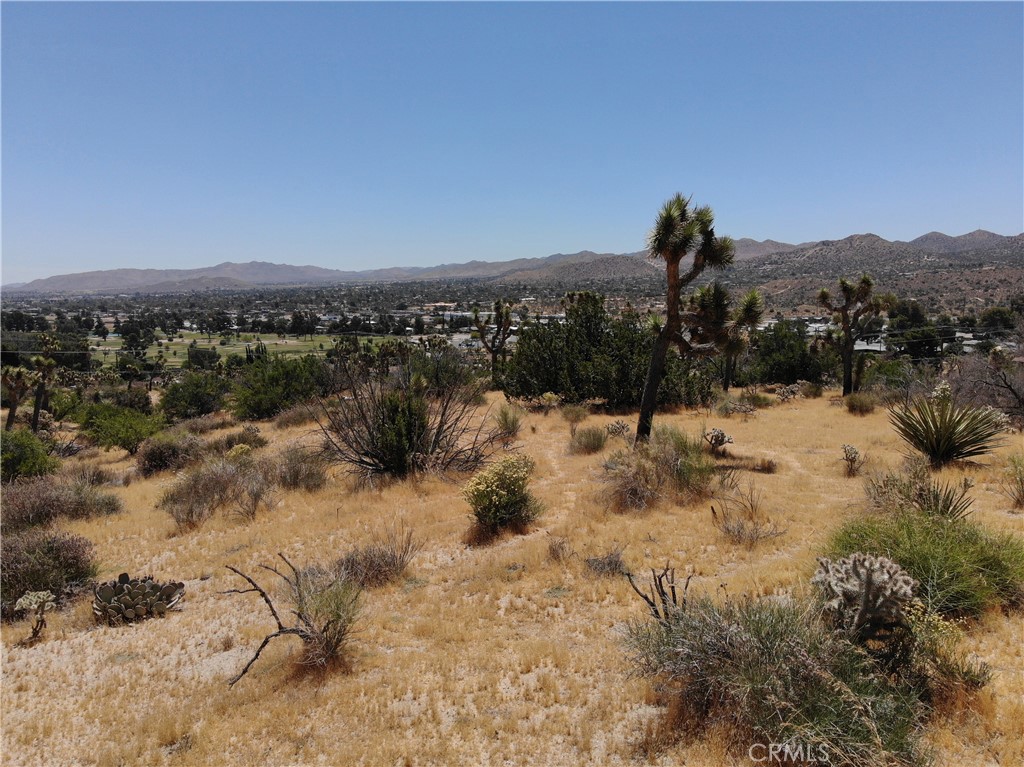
[2,393,1022,766]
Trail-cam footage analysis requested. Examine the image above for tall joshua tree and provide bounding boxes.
[636,194,735,442]
[818,275,894,395]
[473,299,514,386]
[29,356,58,432]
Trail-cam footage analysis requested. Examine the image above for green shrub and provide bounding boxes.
[463,454,541,540]
[207,425,269,455]
[492,403,523,441]
[136,431,203,477]
[889,397,1006,468]
[82,404,165,455]
[1,529,97,619]
[845,392,876,415]
[277,447,329,492]
[232,355,330,421]
[1,429,60,483]
[825,512,1024,618]
[560,404,588,435]
[2,477,122,533]
[625,594,922,765]
[161,372,230,421]
[569,425,608,455]
[738,390,772,409]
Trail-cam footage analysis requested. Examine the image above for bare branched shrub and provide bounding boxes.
[585,545,627,577]
[3,476,122,533]
[546,534,575,563]
[333,525,421,588]
[317,351,501,482]
[230,457,279,522]
[224,554,362,684]
[710,483,786,548]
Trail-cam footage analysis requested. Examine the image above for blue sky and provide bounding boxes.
[2,2,1022,284]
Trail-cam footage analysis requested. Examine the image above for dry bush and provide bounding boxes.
[1000,453,1024,510]
[568,425,608,455]
[207,425,269,455]
[752,457,778,474]
[602,426,715,511]
[845,393,876,415]
[585,545,627,577]
[274,404,317,430]
[842,444,867,477]
[710,483,786,548]
[333,525,421,588]
[2,477,122,533]
[60,462,115,487]
[492,403,524,442]
[230,457,279,523]
[277,446,329,492]
[546,534,575,563]
[1,529,97,619]
[136,431,204,477]
[158,457,240,533]
[179,412,234,435]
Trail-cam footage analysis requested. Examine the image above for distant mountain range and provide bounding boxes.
[5,229,1021,295]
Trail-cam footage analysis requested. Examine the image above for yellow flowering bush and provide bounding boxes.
[462,454,541,536]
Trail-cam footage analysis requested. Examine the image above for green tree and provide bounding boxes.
[818,275,894,395]
[636,194,734,442]
[690,285,763,391]
[749,320,837,385]
[1,428,60,482]
[83,405,165,456]
[161,372,230,421]
[233,355,331,420]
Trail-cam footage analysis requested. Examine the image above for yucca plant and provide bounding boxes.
[889,398,1006,468]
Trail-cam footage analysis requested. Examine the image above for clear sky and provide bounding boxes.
[2,2,1022,284]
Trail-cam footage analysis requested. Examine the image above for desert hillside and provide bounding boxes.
[2,393,1022,767]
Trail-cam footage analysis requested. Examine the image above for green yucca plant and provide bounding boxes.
[889,398,1006,468]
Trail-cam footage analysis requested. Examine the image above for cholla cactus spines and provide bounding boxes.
[841,444,866,477]
[813,553,917,641]
[702,427,733,455]
[93,573,184,625]
[14,591,56,644]
[928,381,953,406]
[777,384,801,403]
[606,420,631,438]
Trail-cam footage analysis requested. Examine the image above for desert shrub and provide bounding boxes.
[161,371,230,421]
[318,354,500,481]
[492,403,523,441]
[277,447,329,492]
[845,392,876,415]
[136,431,203,477]
[710,483,785,548]
[800,381,824,398]
[889,395,1006,468]
[334,526,421,588]
[752,457,778,474]
[109,387,152,414]
[569,425,608,455]
[738,390,772,409]
[229,456,279,522]
[625,593,923,765]
[1000,453,1024,510]
[2,478,122,533]
[82,404,165,455]
[226,554,362,683]
[158,457,240,533]
[207,425,269,455]
[1,429,60,482]
[585,545,627,576]
[179,412,234,434]
[701,426,733,456]
[546,534,575,563]
[61,462,114,487]
[560,404,588,436]
[825,512,1024,617]
[463,454,541,540]
[1,529,97,619]
[602,426,715,511]
[274,403,317,430]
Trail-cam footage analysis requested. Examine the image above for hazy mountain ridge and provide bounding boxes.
[7,231,1022,295]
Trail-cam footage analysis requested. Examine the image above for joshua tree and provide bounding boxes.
[818,275,894,395]
[29,356,57,432]
[690,284,764,391]
[636,194,735,442]
[2,366,34,431]
[473,299,514,385]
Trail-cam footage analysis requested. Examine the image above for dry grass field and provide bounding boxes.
[2,392,1022,767]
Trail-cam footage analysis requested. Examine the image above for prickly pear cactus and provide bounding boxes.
[812,553,917,641]
[92,573,184,625]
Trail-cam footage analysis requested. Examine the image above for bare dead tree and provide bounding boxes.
[626,564,692,626]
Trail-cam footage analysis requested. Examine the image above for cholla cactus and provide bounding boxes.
[14,591,56,644]
[539,392,560,415]
[702,427,733,455]
[606,420,630,438]
[777,384,801,403]
[841,444,866,477]
[813,553,917,642]
[928,381,953,406]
